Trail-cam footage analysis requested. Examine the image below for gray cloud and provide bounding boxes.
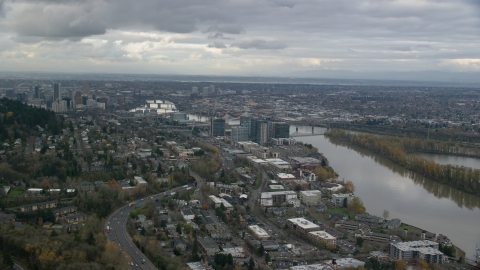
[3,0,222,39]
[267,0,297,8]
[203,25,246,35]
[207,42,227,49]
[1,0,480,75]
[230,39,287,50]
[207,33,234,40]
[391,46,412,52]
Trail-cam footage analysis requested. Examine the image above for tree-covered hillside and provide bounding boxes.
[0,98,63,142]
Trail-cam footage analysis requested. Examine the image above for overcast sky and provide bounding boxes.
[0,0,479,78]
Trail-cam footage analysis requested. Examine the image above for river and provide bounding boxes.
[292,126,480,260]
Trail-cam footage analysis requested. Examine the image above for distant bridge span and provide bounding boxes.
[289,131,324,137]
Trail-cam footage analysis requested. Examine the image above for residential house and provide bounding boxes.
[329,213,348,221]
[181,210,195,221]
[383,219,402,230]
[53,206,77,217]
[78,181,95,192]
[19,200,58,212]
[295,206,307,215]
[0,213,15,223]
[316,203,328,213]
[63,213,88,224]
[174,238,187,253]
[355,214,384,226]
[138,214,147,223]
[269,207,286,216]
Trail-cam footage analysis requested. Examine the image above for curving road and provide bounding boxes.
[105,186,185,270]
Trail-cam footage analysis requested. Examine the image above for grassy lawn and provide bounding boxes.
[254,177,261,189]
[326,207,350,217]
[400,223,415,230]
[9,188,24,195]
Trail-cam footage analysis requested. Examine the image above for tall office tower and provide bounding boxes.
[192,86,198,94]
[231,126,250,143]
[255,122,269,145]
[268,122,290,139]
[240,116,252,138]
[82,82,90,94]
[34,85,40,99]
[6,89,15,98]
[62,97,72,109]
[53,83,61,101]
[210,118,225,137]
[75,91,82,106]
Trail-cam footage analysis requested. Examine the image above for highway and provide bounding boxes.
[105,186,184,270]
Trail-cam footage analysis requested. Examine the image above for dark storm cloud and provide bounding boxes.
[230,39,287,50]
[207,42,227,49]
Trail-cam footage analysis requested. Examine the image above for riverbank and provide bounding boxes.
[325,129,480,197]
[293,127,480,261]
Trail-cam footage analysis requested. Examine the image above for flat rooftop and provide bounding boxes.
[277,173,296,179]
[261,191,297,199]
[300,190,322,196]
[392,240,439,251]
[269,185,285,190]
[248,225,269,237]
[287,218,320,230]
[309,230,336,240]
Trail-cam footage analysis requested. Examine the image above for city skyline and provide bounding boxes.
[0,0,480,82]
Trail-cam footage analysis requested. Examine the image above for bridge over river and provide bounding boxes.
[290,126,325,137]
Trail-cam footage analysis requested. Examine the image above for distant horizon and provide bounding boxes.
[1,70,480,87]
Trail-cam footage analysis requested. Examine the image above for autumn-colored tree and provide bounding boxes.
[345,180,355,193]
[394,259,405,270]
[40,178,51,190]
[420,261,429,269]
[347,197,366,215]
[313,167,329,181]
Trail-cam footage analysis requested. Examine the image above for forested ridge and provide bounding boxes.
[326,129,480,196]
[0,98,63,142]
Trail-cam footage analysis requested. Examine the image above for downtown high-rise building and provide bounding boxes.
[34,85,40,99]
[231,126,250,143]
[83,82,90,94]
[210,118,225,137]
[53,83,61,101]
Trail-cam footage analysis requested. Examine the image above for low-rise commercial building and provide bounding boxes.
[286,218,320,236]
[260,191,297,206]
[208,195,234,210]
[198,237,220,256]
[331,193,355,206]
[390,240,443,264]
[248,225,270,240]
[299,190,322,206]
[308,231,336,248]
